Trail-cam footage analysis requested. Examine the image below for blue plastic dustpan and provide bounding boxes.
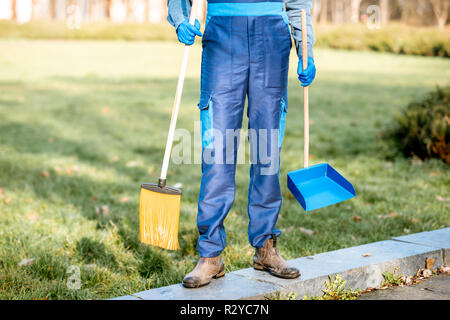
[288,163,355,212]
[288,11,355,212]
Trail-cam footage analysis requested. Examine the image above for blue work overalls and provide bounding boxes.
[197,0,291,257]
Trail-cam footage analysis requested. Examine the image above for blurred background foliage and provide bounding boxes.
[0,0,449,57]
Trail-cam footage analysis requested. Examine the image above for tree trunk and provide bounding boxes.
[312,0,321,23]
[320,0,327,24]
[332,0,345,24]
[380,0,389,24]
[127,0,134,22]
[430,0,449,29]
[144,0,149,22]
[350,0,361,23]
[49,0,56,20]
[106,0,111,19]
[11,0,17,21]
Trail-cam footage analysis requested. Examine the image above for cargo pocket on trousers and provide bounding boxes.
[198,93,214,149]
[278,98,287,149]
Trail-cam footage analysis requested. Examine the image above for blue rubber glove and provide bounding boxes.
[176,19,202,45]
[297,57,316,87]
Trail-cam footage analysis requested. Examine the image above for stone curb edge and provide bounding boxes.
[112,227,449,300]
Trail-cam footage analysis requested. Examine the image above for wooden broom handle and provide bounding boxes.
[301,9,309,168]
[160,0,203,183]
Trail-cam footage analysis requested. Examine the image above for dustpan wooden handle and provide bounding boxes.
[301,9,309,169]
[159,0,203,184]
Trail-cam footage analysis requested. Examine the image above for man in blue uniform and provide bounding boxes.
[168,0,316,288]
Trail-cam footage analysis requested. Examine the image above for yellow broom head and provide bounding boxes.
[139,183,181,250]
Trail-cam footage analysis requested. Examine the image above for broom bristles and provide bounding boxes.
[139,188,180,250]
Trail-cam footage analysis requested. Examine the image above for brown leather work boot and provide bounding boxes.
[253,235,300,279]
[182,256,225,288]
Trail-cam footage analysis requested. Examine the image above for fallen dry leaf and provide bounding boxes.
[440,266,450,274]
[40,171,50,178]
[101,107,110,115]
[299,227,314,236]
[416,268,424,277]
[65,165,79,175]
[436,196,450,202]
[352,215,362,222]
[411,157,423,166]
[101,205,110,215]
[26,212,40,222]
[109,156,119,163]
[445,115,450,125]
[108,156,119,162]
[174,182,183,189]
[426,257,435,270]
[18,258,35,267]
[126,161,141,168]
[362,253,371,257]
[423,269,432,278]
[119,197,129,203]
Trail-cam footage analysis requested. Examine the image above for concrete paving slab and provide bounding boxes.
[393,228,450,265]
[358,274,450,300]
[233,240,443,297]
[133,273,283,300]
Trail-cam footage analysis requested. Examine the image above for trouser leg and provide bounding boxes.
[196,16,249,257]
[247,15,291,248]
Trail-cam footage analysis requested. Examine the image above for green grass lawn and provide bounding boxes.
[0,40,449,300]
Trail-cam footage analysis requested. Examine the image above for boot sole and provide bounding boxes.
[253,263,300,279]
[182,267,226,289]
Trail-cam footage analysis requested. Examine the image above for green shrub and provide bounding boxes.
[382,87,450,164]
[0,20,177,42]
[316,23,450,57]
